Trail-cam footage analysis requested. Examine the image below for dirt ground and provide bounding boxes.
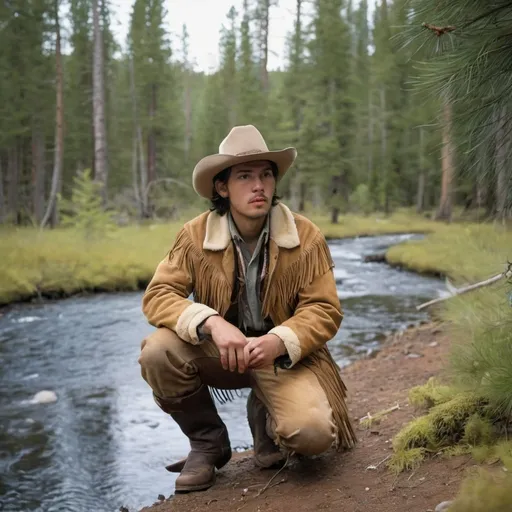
[139,322,476,512]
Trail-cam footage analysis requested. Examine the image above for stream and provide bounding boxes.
[0,233,443,512]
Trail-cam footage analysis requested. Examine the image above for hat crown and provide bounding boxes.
[219,125,269,156]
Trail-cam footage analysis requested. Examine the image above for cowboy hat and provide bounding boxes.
[192,125,297,199]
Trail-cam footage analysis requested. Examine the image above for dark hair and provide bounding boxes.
[209,161,280,216]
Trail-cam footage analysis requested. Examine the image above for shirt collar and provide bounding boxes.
[228,212,270,245]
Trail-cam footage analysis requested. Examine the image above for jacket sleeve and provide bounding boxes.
[268,236,343,368]
[142,228,219,345]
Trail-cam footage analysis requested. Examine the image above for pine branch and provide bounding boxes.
[462,3,512,30]
[422,22,456,37]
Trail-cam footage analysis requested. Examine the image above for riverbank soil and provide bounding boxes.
[140,323,476,512]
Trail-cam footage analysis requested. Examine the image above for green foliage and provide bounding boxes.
[59,169,116,239]
[463,414,495,446]
[443,288,512,419]
[448,468,512,512]
[387,447,426,474]
[349,184,373,216]
[409,377,454,409]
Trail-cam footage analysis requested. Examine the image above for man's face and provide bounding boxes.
[215,160,276,220]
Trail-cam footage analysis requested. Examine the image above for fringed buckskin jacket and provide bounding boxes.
[142,202,357,450]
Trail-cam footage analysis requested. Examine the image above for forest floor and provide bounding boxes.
[139,322,480,512]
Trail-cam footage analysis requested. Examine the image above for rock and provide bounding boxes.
[31,390,57,404]
[429,341,439,347]
[435,501,454,512]
[364,253,386,263]
[157,494,165,501]
[406,353,423,359]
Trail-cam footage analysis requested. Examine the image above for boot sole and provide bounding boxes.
[167,451,231,473]
[175,475,216,493]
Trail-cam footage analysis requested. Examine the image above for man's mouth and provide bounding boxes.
[250,197,267,204]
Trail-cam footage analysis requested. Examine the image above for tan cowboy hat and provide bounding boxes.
[192,125,297,199]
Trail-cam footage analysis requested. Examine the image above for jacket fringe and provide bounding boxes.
[302,347,358,450]
[263,231,334,318]
[169,228,232,316]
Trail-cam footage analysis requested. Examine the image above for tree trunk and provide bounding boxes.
[435,99,454,222]
[367,91,373,182]
[184,72,192,163]
[416,126,425,213]
[92,0,108,205]
[299,181,306,212]
[32,125,46,223]
[41,1,63,229]
[128,56,145,218]
[379,87,388,214]
[495,107,511,223]
[7,145,19,223]
[259,0,270,92]
[0,156,4,223]
[147,84,157,185]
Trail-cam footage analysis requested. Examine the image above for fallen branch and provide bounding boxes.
[417,265,512,311]
[359,403,400,428]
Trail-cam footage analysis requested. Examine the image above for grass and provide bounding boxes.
[386,223,512,283]
[0,208,510,306]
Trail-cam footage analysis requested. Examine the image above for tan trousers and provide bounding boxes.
[139,327,336,456]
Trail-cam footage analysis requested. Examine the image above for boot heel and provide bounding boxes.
[215,448,232,469]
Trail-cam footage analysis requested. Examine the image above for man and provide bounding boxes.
[139,125,356,493]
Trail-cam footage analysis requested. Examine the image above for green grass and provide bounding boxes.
[0,209,510,306]
[386,223,512,283]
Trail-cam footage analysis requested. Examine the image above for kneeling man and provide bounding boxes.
[139,125,357,493]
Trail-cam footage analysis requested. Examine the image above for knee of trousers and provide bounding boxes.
[138,327,193,397]
[273,413,336,456]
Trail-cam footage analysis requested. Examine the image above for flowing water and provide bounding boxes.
[0,233,443,512]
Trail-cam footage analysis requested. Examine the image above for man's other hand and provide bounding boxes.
[246,334,286,370]
[203,316,249,373]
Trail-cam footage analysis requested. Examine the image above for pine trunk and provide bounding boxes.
[129,57,145,218]
[435,99,454,222]
[7,145,19,223]
[260,0,270,92]
[495,107,510,223]
[184,73,192,163]
[41,1,63,229]
[416,126,425,213]
[32,125,46,223]
[92,0,108,205]
[0,156,4,223]
[147,84,157,185]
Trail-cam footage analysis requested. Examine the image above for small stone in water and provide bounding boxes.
[435,501,453,512]
[31,390,57,404]
[158,494,165,501]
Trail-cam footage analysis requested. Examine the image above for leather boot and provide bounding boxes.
[247,391,286,469]
[159,385,232,492]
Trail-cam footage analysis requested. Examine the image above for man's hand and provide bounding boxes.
[203,316,249,373]
[246,334,287,370]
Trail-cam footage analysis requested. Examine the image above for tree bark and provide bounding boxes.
[495,107,511,223]
[147,84,157,185]
[435,99,454,222]
[259,0,270,92]
[416,126,425,213]
[41,1,63,229]
[7,145,19,223]
[128,56,145,218]
[0,156,4,223]
[92,0,108,205]
[32,125,46,223]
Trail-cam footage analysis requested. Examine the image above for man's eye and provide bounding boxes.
[238,174,249,180]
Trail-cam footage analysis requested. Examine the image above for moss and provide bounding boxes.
[449,468,512,512]
[388,447,427,474]
[463,414,496,446]
[408,377,455,409]
[440,444,472,458]
[428,392,488,444]
[392,416,438,452]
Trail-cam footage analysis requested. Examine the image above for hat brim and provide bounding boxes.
[192,147,297,199]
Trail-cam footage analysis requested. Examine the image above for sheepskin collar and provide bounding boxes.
[203,203,300,251]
